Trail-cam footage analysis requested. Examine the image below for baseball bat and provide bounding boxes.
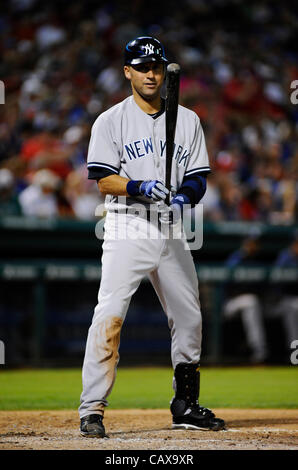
[165,63,180,205]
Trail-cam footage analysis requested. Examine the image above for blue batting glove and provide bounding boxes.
[159,194,190,225]
[139,180,169,201]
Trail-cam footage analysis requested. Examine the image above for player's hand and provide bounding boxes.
[139,180,169,201]
[159,201,182,225]
[159,194,189,225]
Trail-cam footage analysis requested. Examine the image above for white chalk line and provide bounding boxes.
[225,428,298,433]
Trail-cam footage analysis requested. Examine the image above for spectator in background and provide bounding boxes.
[64,166,99,220]
[0,168,22,216]
[217,178,242,221]
[222,232,269,363]
[62,124,91,170]
[18,168,61,218]
[0,0,297,223]
[200,173,222,221]
[20,126,73,179]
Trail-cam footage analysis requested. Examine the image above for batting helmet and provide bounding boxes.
[124,36,168,65]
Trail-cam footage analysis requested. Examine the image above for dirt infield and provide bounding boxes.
[0,409,297,450]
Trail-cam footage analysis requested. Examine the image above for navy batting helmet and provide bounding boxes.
[124,36,168,65]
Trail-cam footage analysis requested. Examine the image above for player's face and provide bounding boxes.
[124,62,165,102]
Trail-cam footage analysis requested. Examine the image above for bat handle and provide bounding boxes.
[165,189,171,206]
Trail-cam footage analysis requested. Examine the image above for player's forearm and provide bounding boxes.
[97,175,130,196]
[98,176,168,201]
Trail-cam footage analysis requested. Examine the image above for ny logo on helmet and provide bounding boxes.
[144,43,155,55]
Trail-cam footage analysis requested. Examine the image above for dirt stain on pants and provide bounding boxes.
[79,316,124,418]
[95,316,123,399]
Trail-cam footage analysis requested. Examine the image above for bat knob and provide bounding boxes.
[167,63,180,74]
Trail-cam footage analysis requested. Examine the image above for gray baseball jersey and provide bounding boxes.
[86,95,210,208]
[79,95,208,419]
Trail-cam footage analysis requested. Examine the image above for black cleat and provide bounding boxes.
[80,414,106,438]
[171,398,225,431]
[170,363,225,431]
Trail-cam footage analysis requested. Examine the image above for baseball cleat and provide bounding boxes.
[172,423,223,431]
[170,363,226,431]
[171,400,225,431]
[80,414,106,438]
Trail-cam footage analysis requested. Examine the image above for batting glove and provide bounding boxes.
[139,180,169,201]
[159,194,190,225]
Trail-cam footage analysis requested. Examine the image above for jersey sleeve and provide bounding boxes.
[184,114,211,178]
[87,114,120,180]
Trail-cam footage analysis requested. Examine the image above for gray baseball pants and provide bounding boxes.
[79,212,202,418]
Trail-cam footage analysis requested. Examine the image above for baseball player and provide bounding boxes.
[79,36,225,437]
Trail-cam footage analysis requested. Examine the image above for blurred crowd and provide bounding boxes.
[0,0,298,222]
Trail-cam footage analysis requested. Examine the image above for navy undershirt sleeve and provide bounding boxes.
[176,173,208,206]
[88,167,116,181]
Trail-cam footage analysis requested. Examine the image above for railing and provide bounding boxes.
[0,260,296,363]
[1,216,297,364]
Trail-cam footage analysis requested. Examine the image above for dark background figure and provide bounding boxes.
[272,231,298,356]
[222,231,268,363]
